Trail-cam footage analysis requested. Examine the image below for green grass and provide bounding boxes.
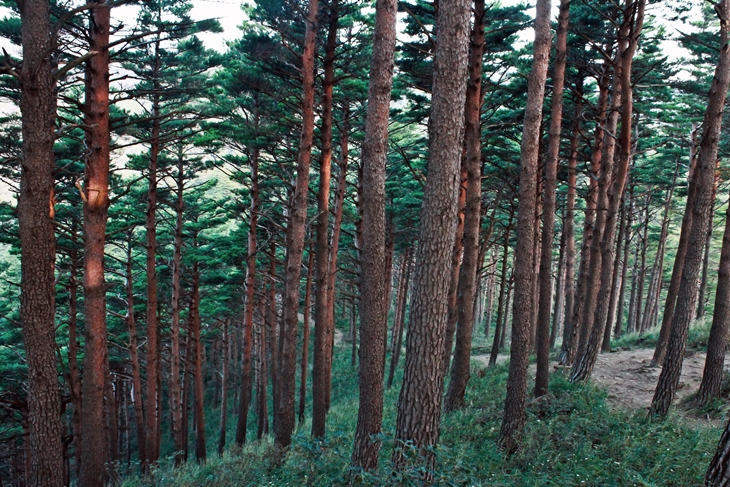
[122,344,721,486]
[610,317,712,352]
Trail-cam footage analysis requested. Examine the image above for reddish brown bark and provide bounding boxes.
[652,124,700,365]
[649,0,730,418]
[17,1,64,481]
[351,0,398,470]
[276,0,319,449]
[79,5,112,485]
[535,0,570,397]
[442,168,467,375]
[236,122,260,447]
[499,0,552,452]
[393,0,471,468]
[299,249,314,424]
[698,202,730,404]
[312,0,338,438]
[571,0,644,383]
[444,0,487,411]
[191,261,207,461]
[170,151,184,464]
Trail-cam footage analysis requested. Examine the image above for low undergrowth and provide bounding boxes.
[610,317,712,352]
[123,348,721,486]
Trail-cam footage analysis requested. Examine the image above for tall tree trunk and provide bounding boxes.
[299,249,314,424]
[490,214,514,366]
[649,0,730,417]
[267,245,278,433]
[652,124,700,365]
[393,0,470,468]
[560,68,606,366]
[498,0,552,452]
[191,260,207,461]
[17,1,64,484]
[218,320,230,456]
[79,5,112,485]
[535,0,570,397]
[615,187,634,337]
[571,0,644,383]
[312,0,339,438]
[258,301,269,438]
[698,201,730,404]
[559,77,583,364]
[706,412,730,485]
[698,166,719,318]
[236,117,260,446]
[144,35,163,467]
[443,168,467,374]
[602,197,626,351]
[351,0,398,469]
[444,0,487,411]
[170,151,184,465]
[276,0,319,450]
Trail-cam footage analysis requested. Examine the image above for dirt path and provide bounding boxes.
[474,349,729,415]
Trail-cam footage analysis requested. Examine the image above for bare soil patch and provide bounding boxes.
[474,348,729,418]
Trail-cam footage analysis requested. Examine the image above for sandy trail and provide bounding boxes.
[474,348,729,415]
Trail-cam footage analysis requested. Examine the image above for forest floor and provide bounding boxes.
[473,348,728,423]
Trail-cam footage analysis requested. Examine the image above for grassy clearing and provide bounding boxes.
[610,317,712,352]
[122,340,722,486]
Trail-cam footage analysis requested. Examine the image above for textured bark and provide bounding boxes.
[443,169,467,375]
[67,239,83,478]
[698,202,730,404]
[266,246,278,433]
[571,0,644,383]
[79,5,112,485]
[144,37,162,467]
[236,126,260,446]
[707,414,730,486]
[535,0,570,397]
[652,125,699,364]
[258,300,269,438]
[649,0,730,417]
[351,0,398,469]
[698,166,719,318]
[312,0,339,437]
[276,0,319,449]
[170,152,184,465]
[444,0,486,411]
[393,0,470,468]
[18,3,64,483]
[499,0,552,452]
[632,198,650,333]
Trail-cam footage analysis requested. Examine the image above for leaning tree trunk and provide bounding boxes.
[80,5,113,485]
[707,413,730,486]
[649,0,730,418]
[392,0,471,469]
[698,201,730,404]
[499,0,552,453]
[351,0,398,470]
[444,0,487,412]
[652,124,700,365]
[571,0,644,383]
[276,0,319,450]
[535,0,570,397]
